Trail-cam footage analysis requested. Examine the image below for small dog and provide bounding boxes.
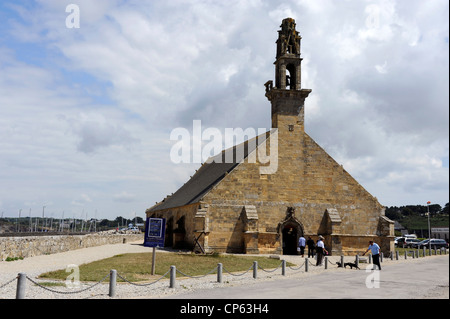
[336,261,343,268]
[344,262,360,270]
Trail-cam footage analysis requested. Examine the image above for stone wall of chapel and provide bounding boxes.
[202,129,386,254]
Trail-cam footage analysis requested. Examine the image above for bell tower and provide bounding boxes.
[265,18,311,132]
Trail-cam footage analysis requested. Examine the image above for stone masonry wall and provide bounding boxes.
[146,117,393,255]
[148,204,198,249]
[0,233,144,261]
[200,125,390,255]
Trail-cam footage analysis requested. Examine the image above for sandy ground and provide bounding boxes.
[0,241,448,299]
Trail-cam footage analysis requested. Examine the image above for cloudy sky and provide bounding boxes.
[0,0,448,221]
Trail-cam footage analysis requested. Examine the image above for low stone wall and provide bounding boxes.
[0,233,144,261]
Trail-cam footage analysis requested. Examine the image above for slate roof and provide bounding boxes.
[147,130,272,212]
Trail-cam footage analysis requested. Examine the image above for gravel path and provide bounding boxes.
[1,241,448,299]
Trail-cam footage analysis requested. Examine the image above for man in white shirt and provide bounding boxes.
[298,236,306,257]
[363,240,382,270]
[315,236,327,266]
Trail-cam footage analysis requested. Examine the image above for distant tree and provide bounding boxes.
[98,219,110,227]
[135,216,144,224]
[428,204,442,216]
[443,203,449,215]
[402,207,414,217]
[385,207,402,220]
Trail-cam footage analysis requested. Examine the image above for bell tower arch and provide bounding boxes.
[265,18,312,133]
[275,18,302,90]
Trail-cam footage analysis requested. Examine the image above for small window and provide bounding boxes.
[288,125,294,132]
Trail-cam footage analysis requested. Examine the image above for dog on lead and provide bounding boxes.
[344,262,360,270]
[336,261,360,270]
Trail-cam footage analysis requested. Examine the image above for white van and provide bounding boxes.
[404,234,417,239]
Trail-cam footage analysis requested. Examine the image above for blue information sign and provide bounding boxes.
[144,217,166,248]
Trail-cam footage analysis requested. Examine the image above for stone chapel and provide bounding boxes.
[146,18,394,255]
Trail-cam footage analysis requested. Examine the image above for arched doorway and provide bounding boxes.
[282,224,299,255]
[279,207,304,255]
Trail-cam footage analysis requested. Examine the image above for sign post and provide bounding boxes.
[151,247,157,275]
[144,217,166,275]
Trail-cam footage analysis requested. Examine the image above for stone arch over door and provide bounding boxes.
[278,207,304,255]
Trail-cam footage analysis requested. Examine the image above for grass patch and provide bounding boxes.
[39,252,293,283]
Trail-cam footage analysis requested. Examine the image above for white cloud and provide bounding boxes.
[66,112,139,154]
[375,61,388,74]
[71,194,92,207]
[0,0,448,219]
[113,191,136,203]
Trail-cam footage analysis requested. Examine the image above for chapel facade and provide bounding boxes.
[146,18,394,255]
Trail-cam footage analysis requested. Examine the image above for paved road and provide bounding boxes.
[169,255,449,299]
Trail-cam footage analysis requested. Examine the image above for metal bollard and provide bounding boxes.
[355,255,359,268]
[369,254,372,264]
[390,251,393,260]
[325,257,328,269]
[396,251,399,260]
[423,247,426,257]
[16,273,26,299]
[170,265,176,288]
[404,251,407,259]
[341,255,344,267]
[253,261,258,279]
[217,263,223,283]
[109,269,117,297]
[380,252,383,262]
[305,258,308,272]
[282,260,286,276]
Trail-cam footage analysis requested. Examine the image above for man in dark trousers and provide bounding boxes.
[298,235,306,257]
[306,236,315,258]
[363,240,382,270]
[315,236,327,266]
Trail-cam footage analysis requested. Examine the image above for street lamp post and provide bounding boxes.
[427,201,431,252]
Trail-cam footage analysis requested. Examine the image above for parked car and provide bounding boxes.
[405,238,421,248]
[412,239,449,249]
[396,237,409,247]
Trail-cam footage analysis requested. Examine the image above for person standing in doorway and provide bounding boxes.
[363,240,382,270]
[298,235,306,257]
[306,236,315,258]
[316,236,327,266]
